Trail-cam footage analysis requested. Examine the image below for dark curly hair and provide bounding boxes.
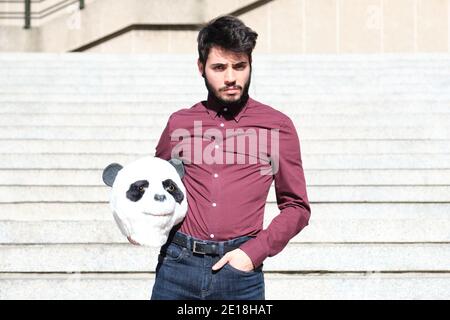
[197,15,258,66]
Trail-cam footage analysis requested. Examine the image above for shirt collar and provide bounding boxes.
[203,92,251,123]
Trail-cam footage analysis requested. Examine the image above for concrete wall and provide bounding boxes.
[0,26,40,52]
[0,0,449,53]
[242,0,449,53]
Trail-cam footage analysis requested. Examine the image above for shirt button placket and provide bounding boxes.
[210,117,225,239]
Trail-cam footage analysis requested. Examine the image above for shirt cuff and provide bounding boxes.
[239,237,268,269]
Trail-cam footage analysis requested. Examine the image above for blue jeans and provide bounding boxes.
[151,232,265,300]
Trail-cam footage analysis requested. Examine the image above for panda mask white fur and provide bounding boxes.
[102,156,187,247]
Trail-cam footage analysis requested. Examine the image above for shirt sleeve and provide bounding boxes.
[155,115,173,161]
[239,117,311,268]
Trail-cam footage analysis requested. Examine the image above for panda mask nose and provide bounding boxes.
[154,194,166,202]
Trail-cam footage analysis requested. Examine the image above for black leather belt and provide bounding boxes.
[171,232,240,256]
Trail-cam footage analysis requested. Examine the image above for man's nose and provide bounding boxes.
[224,67,236,83]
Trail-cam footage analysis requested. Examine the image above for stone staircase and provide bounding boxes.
[0,53,449,299]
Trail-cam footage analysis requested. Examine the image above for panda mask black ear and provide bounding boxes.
[102,158,184,187]
[102,163,123,187]
[168,158,185,179]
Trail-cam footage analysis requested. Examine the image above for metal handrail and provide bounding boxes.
[24,0,30,28]
[20,0,85,29]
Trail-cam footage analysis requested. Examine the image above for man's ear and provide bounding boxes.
[169,158,185,179]
[197,59,205,78]
[102,163,123,187]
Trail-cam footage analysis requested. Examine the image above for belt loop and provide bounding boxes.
[219,242,225,256]
[185,233,192,251]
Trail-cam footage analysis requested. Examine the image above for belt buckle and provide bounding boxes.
[192,241,206,255]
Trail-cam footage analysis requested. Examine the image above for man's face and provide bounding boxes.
[198,46,251,106]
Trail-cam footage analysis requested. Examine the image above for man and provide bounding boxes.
[148,15,311,300]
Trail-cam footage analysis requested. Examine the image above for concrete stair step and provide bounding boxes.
[1,85,447,95]
[3,61,449,69]
[1,55,448,64]
[1,185,449,203]
[0,77,201,86]
[1,168,450,185]
[0,93,206,103]
[2,139,450,155]
[260,273,450,300]
[0,202,109,220]
[0,78,447,91]
[2,73,446,84]
[4,73,446,83]
[9,56,441,61]
[1,243,449,272]
[1,93,449,102]
[0,202,444,221]
[2,62,448,69]
[0,51,447,58]
[1,113,450,127]
[0,140,164,154]
[1,272,449,300]
[1,203,449,244]
[0,126,449,140]
[0,114,169,127]
[2,61,449,69]
[1,153,450,170]
[2,72,448,82]
[2,75,448,86]
[2,101,449,115]
[2,57,449,63]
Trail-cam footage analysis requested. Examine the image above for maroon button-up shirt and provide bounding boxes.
[155,94,311,268]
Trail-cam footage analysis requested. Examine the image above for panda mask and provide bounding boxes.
[102,156,187,247]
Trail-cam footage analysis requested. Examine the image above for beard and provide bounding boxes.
[202,68,252,108]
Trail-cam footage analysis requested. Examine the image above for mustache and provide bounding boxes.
[221,85,242,92]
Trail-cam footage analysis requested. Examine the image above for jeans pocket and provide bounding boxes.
[160,243,187,262]
[224,262,262,276]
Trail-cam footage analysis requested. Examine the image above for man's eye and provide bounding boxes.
[214,66,224,70]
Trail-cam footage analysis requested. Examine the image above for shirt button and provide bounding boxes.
[220,123,224,127]
[223,107,228,112]
[214,173,219,178]
[214,144,219,149]
[212,202,217,207]
[210,234,215,239]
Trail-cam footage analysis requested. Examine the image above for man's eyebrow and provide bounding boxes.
[210,62,248,67]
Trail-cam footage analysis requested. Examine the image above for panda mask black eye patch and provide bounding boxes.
[126,180,149,202]
[162,179,184,204]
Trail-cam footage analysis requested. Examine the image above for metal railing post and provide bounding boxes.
[24,0,31,29]
[79,0,85,10]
